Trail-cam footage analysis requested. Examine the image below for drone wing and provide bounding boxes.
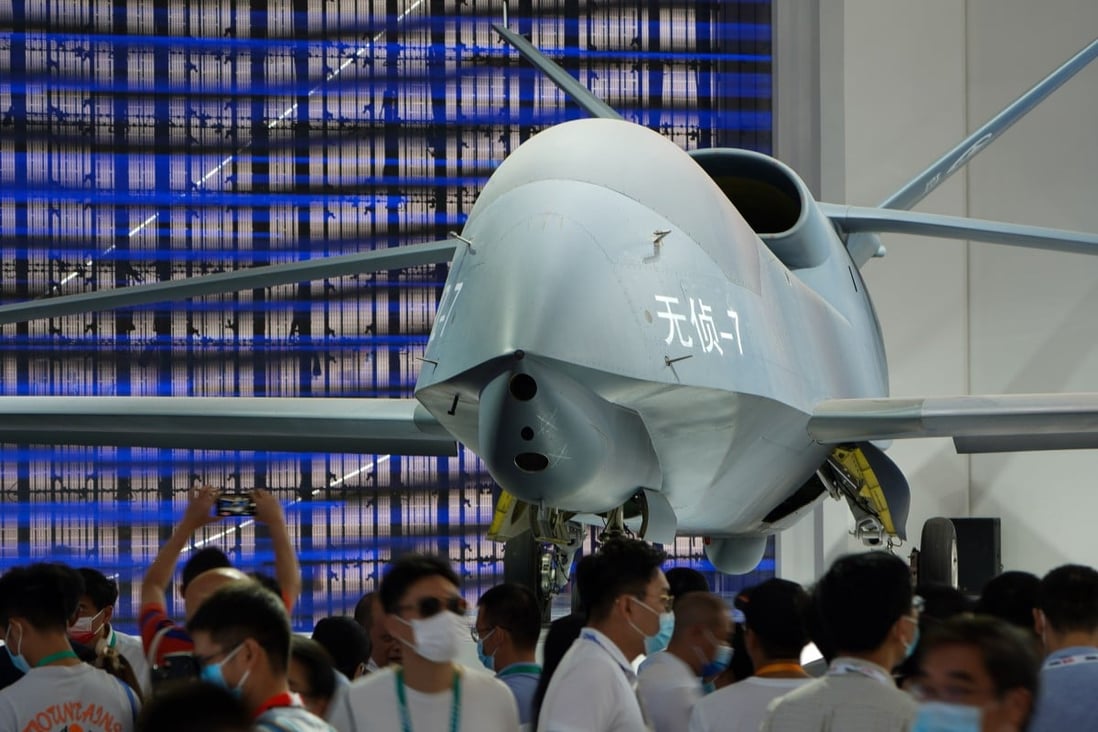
[809,394,1098,453]
[0,396,457,455]
[0,238,458,325]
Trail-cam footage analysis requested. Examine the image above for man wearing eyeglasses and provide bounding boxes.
[328,553,520,732]
[538,537,670,732]
[911,615,1039,732]
[188,581,334,731]
[474,584,543,727]
[761,551,920,732]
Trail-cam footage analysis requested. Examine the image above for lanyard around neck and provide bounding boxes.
[395,666,461,732]
[1045,649,1098,669]
[755,662,807,677]
[827,658,894,687]
[498,663,541,678]
[36,649,79,667]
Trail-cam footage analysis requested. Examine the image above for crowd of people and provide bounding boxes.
[0,486,1096,732]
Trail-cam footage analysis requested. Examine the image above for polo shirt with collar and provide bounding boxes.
[537,627,650,732]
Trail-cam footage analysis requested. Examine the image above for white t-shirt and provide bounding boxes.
[108,628,151,697]
[636,650,702,732]
[689,676,811,732]
[537,628,650,732]
[0,663,140,732]
[327,664,519,732]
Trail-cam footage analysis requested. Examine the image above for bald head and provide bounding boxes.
[184,567,250,620]
[671,592,729,640]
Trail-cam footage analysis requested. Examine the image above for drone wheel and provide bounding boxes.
[503,530,551,623]
[918,517,959,588]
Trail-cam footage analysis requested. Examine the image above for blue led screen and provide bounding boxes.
[0,0,774,631]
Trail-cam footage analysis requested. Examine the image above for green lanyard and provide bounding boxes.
[497,663,541,679]
[395,666,461,732]
[36,650,79,667]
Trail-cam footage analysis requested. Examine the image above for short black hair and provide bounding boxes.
[248,571,282,601]
[583,538,667,622]
[976,571,1040,632]
[180,548,232,595]
[478,583,542,650]
[894,583,972,684]
[136,681,252,732]
[1037,564,1098,634]
[77,568,119,612]
[353,591,375,629]
[920,615,1040,699]
[187,581,291,674]
[0,563,84,632]
[741,578,811,659]
[311,616,372,679]
[665,567,709,605]
[815,551,913,653]
[290,636,338,701]
[378,554,461,615]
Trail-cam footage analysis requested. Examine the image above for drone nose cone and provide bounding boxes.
[477,362,660,513]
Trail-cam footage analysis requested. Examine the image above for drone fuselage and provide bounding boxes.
[416,118,889,546]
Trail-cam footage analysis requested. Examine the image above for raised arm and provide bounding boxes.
[252,488,303,610]
[141,486,222,608]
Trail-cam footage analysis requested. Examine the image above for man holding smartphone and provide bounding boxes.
[140,485,302,673]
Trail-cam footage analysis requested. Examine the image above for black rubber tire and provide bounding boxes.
[503,530,551,622]
[919,517,959,587]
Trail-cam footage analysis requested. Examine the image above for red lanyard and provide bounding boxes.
[253,692,301,719]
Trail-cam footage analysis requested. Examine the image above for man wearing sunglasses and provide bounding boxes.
[538,537,670,732]
[328,553,520,732]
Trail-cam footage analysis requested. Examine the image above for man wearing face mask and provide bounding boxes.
[327,553,520,732]
[690,579,812,732]
[762,551,920,732]
[474,583,543,728]
[538,537,670,732]
[188,580,334,731]
[911,615,1039,732]
[0,563,140,731]
[71,567,152,696]
[636,592,732,732]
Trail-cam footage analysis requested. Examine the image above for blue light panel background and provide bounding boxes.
[0,0,773,632]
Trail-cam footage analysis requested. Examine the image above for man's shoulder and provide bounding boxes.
[767,674,916,721]
[257,705,336,732]
[463,666,518,699]
[636,651,692,684]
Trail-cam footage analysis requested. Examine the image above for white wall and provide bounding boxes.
[777,0,1098,583]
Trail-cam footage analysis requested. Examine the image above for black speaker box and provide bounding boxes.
[949,517,1002,595]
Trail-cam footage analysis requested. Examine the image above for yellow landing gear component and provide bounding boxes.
[828,445,900,541]
[487,490,529,542]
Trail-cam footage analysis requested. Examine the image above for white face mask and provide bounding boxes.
[396,610,465,663]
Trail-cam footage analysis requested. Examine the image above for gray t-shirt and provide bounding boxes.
[0,663,140,732]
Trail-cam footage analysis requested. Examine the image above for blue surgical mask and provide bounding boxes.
[912,701,982,732]
[700,641,733,678]
[4,623,29,675]
[200,643,250,698]
[630,597,674,655]
[476,628,497,672]
[902,617,920,661]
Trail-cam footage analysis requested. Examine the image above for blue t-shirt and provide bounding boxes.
[1029,646,1098,732]
[497,662,541,726]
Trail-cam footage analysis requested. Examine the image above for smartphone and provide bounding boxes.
[151,653,200,688]
[216,494,256,517]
